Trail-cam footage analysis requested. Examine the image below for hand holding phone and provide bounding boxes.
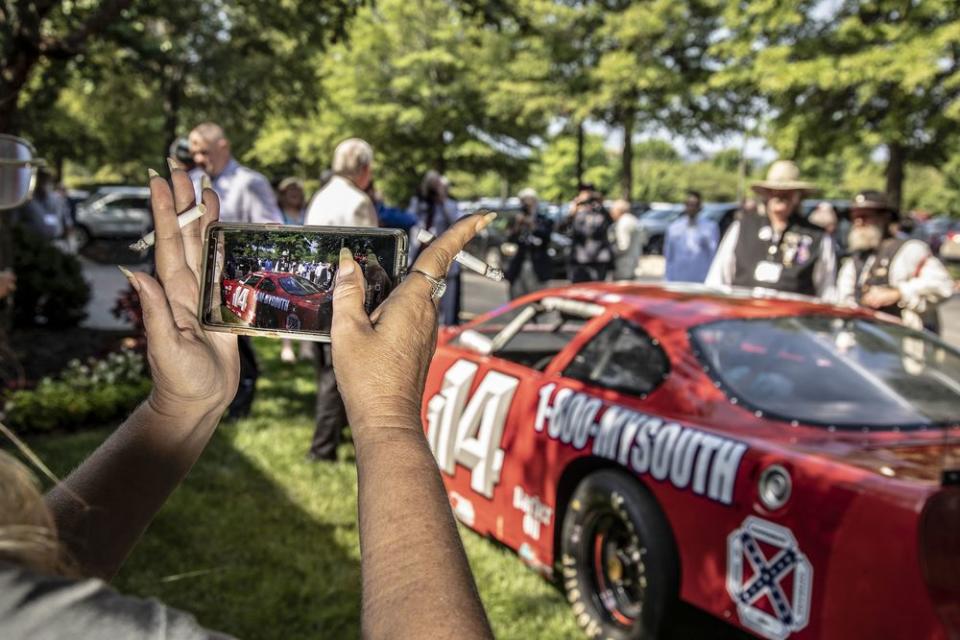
[200,224,408,341]
[331,212,494,429]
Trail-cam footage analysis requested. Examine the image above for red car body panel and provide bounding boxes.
[422,283,960,640]
[223,271,330,330]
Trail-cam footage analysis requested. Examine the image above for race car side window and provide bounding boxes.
[258,279,276,292]
[490,308,588,370]
[564,318,669,397]
[242,275,262,287]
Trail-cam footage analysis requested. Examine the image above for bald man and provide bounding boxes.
[188,122,283,224]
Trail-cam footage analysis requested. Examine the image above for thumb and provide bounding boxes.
[120,268,179,348]
[331,247,369,335]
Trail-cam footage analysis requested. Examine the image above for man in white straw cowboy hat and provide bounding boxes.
[706,160,836,299]
[836,189,953,333]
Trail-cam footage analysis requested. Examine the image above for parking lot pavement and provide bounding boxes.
[79,240,150,330]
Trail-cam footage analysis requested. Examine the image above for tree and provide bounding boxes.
[587,0,738,200]
[13,0,365,180]
[716,0,960,209]
[251,0,548,203]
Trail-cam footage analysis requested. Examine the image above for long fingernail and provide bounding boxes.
[148,168,160,180]
[201,174,212,191]
[167,157,183,172]
[476,211,497,231]
[118,266,141,292]
[338,247,355,277]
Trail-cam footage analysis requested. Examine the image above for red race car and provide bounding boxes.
[421,283,960,640]
[223,271,331,331]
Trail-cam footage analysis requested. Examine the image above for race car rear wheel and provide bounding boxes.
[560,470,678,639]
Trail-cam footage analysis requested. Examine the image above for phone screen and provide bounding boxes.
[200,224,407,339]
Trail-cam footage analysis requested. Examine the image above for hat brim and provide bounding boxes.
[751,181,818,194]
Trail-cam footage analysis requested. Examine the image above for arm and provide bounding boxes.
[248,174,284,223]
[332,215,495,640]
[893,241,955,312]
[814,235,837,301]
[45,167,239,580]
[705,220,739,287]
[834,257,857,305]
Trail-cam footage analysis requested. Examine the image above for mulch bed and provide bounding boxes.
[2,326,137,388]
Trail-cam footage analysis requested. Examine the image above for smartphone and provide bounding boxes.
[199,223,408,341]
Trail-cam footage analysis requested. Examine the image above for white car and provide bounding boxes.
[74,186,152,246]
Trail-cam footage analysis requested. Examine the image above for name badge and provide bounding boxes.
[754,261,783,283]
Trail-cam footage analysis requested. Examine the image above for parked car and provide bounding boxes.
[637,203,684,254]
[935,221,960,262]
[920,217,956,257]
[222,271,332,331]
[74,186,152,247]
[699,202,739,240]
[423,282,959,640]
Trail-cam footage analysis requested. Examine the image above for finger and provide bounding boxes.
[411,211,496,280]
[121,269,180,350]
[331,248,371,339]
[198,175,221,247]
[148,170,188,287]
[169,158,203,279]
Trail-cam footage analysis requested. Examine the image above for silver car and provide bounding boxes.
[74,186,151,246]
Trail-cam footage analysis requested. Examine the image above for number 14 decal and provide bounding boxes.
[426,360,519,498]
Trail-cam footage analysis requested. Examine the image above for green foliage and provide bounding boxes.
[26,339,580,639]
[12,226,91,328]
[250,0,546,203]
[714,0,960,204]
[529,134,617,202]
[4,350,150,432]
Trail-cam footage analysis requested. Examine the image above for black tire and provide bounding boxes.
[560,470,679,639]
[285,311,301,331]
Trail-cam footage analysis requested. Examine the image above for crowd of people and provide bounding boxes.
[1,118,958,640]
[503,159,955,336]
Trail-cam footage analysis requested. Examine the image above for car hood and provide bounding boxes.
[799,429,960,484]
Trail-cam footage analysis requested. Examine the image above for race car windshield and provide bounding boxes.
[691,316,960,430]
[278,276,324,296]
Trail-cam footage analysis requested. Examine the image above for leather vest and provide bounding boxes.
[853,237,906,317]
[732,212,825,296]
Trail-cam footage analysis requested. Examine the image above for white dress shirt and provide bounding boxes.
[305,175,377,228]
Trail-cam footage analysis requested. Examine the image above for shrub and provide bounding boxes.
[3,349,151,432]
[12,224,91,328]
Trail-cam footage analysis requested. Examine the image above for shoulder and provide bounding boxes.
[0,564,226,639]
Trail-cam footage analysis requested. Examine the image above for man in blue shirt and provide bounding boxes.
[664,190,719,283]
[189,122,283,419]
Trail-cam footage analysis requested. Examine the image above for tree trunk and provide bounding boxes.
[621,111,634,201]
[575,120,585,188]
[885,142,905,212]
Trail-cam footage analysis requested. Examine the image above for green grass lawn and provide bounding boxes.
[27,338,582,639]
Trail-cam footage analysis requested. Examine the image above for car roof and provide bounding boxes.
[90,186,151,198]
[529,282,873,330]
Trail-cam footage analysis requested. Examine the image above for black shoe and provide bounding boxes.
[305,451,337,463]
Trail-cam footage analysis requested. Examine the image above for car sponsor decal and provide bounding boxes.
[426,360,519,498]
[449,491,476,527]
[534,383,747,505]
[512,487,553,541]
[255,290,290,312]
[727,516,812,640]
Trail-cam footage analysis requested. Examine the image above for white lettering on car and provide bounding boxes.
[534,383,747,505]
[426,360,519,498]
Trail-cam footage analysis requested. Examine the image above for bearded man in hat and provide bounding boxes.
[706,160,836,299]
[836,190,953,333]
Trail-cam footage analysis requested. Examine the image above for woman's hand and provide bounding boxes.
[122,164,239,418]
[331,212,494,433]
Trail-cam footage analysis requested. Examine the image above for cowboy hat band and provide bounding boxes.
[751,160,817,193]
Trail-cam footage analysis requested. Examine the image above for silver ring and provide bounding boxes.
[410,268,447,300]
